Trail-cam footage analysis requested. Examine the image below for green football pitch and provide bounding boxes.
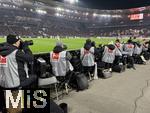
[0,37,139,54]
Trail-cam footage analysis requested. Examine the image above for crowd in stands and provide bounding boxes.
[0,7,150,37]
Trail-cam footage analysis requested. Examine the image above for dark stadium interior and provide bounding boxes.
[1,1,150,113]
[0,0,150,37]
[55,0,150,9]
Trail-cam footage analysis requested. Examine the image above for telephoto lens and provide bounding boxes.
[25,40,33,46]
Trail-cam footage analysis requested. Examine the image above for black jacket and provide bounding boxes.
[50,99,64,113]
[0,43,35,88]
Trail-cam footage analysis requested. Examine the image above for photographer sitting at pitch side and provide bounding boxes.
[114,39,123,65]
[80,39,98,79]
[0,34,37,89]
[123,39,136,69]
[50,42,73,92]
[102,43,116,72]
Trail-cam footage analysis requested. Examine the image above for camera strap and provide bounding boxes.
[115,44,122,53]
[102,46,107,58]
[81,48,94,61]
[65,51,73,73]
[81,53,86,61]
[24,63,29,78]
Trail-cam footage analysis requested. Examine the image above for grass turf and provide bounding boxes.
[0,37,139,54]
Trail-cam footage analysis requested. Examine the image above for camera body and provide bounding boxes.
[19,40,33,49]
[24,40,33,46]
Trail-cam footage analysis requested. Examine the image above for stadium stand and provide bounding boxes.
[0,0,150,37]
[1,1,150,113]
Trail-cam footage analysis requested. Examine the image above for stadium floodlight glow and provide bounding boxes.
[55,13,60,16]
[112,15,122,18]
[86,12,89,16]
[56,7,61,11]
[93,13,97,17]
[100,14,111,18]
[36,9,47,14]
[30,9,33,12]
[55,13,64,17]
[56,7,64,11]
[65,9,70,13]
[64,0,79,4]
[75,10,78,14]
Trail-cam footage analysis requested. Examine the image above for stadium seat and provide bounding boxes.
[38,76,59,100]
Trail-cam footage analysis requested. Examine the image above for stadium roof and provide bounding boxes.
[52,0,150,10]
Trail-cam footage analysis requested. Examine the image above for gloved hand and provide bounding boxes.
[19,40,28,50]
[22,41,29,48]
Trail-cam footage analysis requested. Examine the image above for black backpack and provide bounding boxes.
[70,72,89,91]
[112,64,126,73]
[143,51,150,60]
[76,72,89,90]
[98,69,112,79]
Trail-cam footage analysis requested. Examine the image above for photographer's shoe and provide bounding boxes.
[133,66,136,70]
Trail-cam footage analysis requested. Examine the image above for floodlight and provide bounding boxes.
[66,9,71,13]
[101,14,111,17]
[75,10,78,14]
[56,7,64,11]
[56,7,61,11]
[64,0,79,4]
[36,9,47,14]
[55,13,60,16]
[70,0,75,4]
[112,15,122,18]
[93,13,97,17]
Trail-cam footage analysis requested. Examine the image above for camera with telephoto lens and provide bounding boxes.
[24,40,33,46]
[19,40,33,49]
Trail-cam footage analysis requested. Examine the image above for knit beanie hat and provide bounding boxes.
[6,34,20,44]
